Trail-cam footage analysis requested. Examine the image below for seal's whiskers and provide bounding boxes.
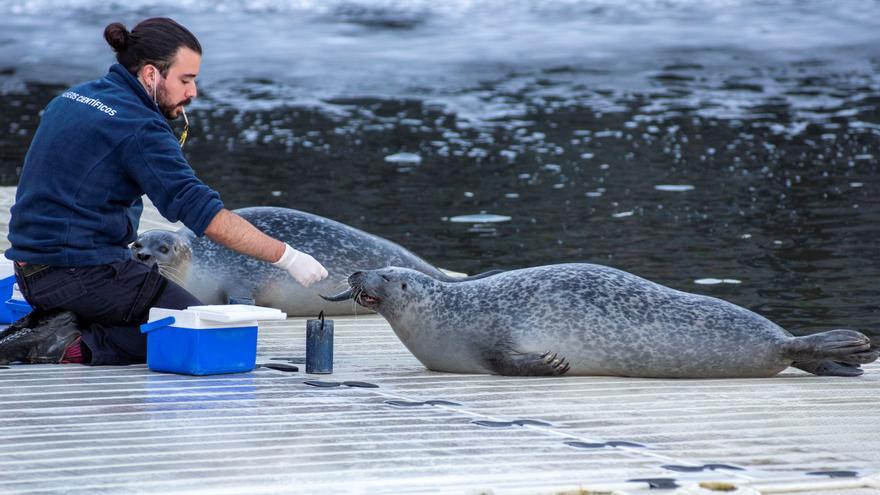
[157,264,185,285]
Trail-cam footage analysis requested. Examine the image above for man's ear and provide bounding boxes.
[141,64,158,86]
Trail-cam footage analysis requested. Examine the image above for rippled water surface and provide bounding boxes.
[1,0,878,336]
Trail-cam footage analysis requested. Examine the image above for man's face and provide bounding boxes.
[153,47,200,120]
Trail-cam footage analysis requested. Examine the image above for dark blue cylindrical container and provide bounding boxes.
[306,311,333,374]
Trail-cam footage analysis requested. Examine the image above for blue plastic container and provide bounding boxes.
[5,299,34,323]
[140,305,286,376]
[0,275,18,323]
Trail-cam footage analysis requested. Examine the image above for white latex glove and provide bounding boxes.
[272,244,328,287]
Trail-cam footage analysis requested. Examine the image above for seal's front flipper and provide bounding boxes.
[782,329,874,364]
[483,349,571,376]
[792,360,864,377]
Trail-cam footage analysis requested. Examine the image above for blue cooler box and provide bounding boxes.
[0,257,19,323]
[140,305,287,375]
[5,298,34,323]
[3,279,33,324]
[0,275,18,323]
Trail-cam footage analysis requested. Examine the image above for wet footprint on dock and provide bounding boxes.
[564,440,646,449]
[471,419,552,428]
[662,463,744,472]
[342,381,379,388]
[384,399,462,407]
[262,363,300,372]
[303,380,341,387]
[303,380,380,388]
[807,471,858,478]
[627,478,680,489]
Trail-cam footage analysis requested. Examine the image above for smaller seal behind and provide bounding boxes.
[132,207,499,316]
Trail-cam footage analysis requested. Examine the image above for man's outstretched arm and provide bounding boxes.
[204,208,328,286]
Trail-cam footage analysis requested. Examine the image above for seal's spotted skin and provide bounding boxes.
[132,207,493,316]
[339,264,878,378]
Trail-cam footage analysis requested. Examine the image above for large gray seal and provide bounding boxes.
[132,207,498,316]
[323,264,878,378]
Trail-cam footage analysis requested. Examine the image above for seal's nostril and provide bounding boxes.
[137,253,151,262]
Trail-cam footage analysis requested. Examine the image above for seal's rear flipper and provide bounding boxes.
[482,349,571,376]
[792,360,864,377]
[782,329,875,365]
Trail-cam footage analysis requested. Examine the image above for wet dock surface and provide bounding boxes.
[1,314,879,494]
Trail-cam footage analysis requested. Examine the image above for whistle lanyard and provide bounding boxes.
[179,107,189,148]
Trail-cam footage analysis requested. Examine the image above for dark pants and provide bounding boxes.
[14,260,202,365]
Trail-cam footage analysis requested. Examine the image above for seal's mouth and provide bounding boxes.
[358,291,380,307]
[320,285,381,308]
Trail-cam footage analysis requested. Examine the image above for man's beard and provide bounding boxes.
[156,82,192,120]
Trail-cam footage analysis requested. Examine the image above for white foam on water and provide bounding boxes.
[695,278,742,285]
[1,0,877,128]
[384,152,422,164]
[448,213,512,223]
[654,184,695,192]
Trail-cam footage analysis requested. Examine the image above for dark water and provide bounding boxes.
[1,0,879,336]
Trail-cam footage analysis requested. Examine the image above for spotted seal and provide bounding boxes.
[132,207,498,316]
[323,264,878,378]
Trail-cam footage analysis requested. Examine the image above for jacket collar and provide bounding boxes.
[108,64,162,115]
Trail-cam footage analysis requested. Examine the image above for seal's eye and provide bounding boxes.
[133,243,142,249]
[401,283,407,290]
[381,275,391,282]
[159,246,169,254]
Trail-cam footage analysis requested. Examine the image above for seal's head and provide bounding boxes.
[322,267,435,317]
[131,229,193,285]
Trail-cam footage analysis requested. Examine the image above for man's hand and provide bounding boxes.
[272,244,329,287]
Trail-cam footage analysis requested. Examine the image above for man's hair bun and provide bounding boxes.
[104,18,202,77]
[103,22,129,53]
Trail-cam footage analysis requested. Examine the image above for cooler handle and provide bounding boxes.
[140,316,176,334]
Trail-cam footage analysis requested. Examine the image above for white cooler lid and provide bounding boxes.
[147,305,287,329]
[186,304,287,323]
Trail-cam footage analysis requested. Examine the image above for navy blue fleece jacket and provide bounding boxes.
[6,64,223,266]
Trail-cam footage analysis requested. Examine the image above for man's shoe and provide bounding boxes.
[0,311,47,362]
[0,310,46,338]
[0,310,81,364]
